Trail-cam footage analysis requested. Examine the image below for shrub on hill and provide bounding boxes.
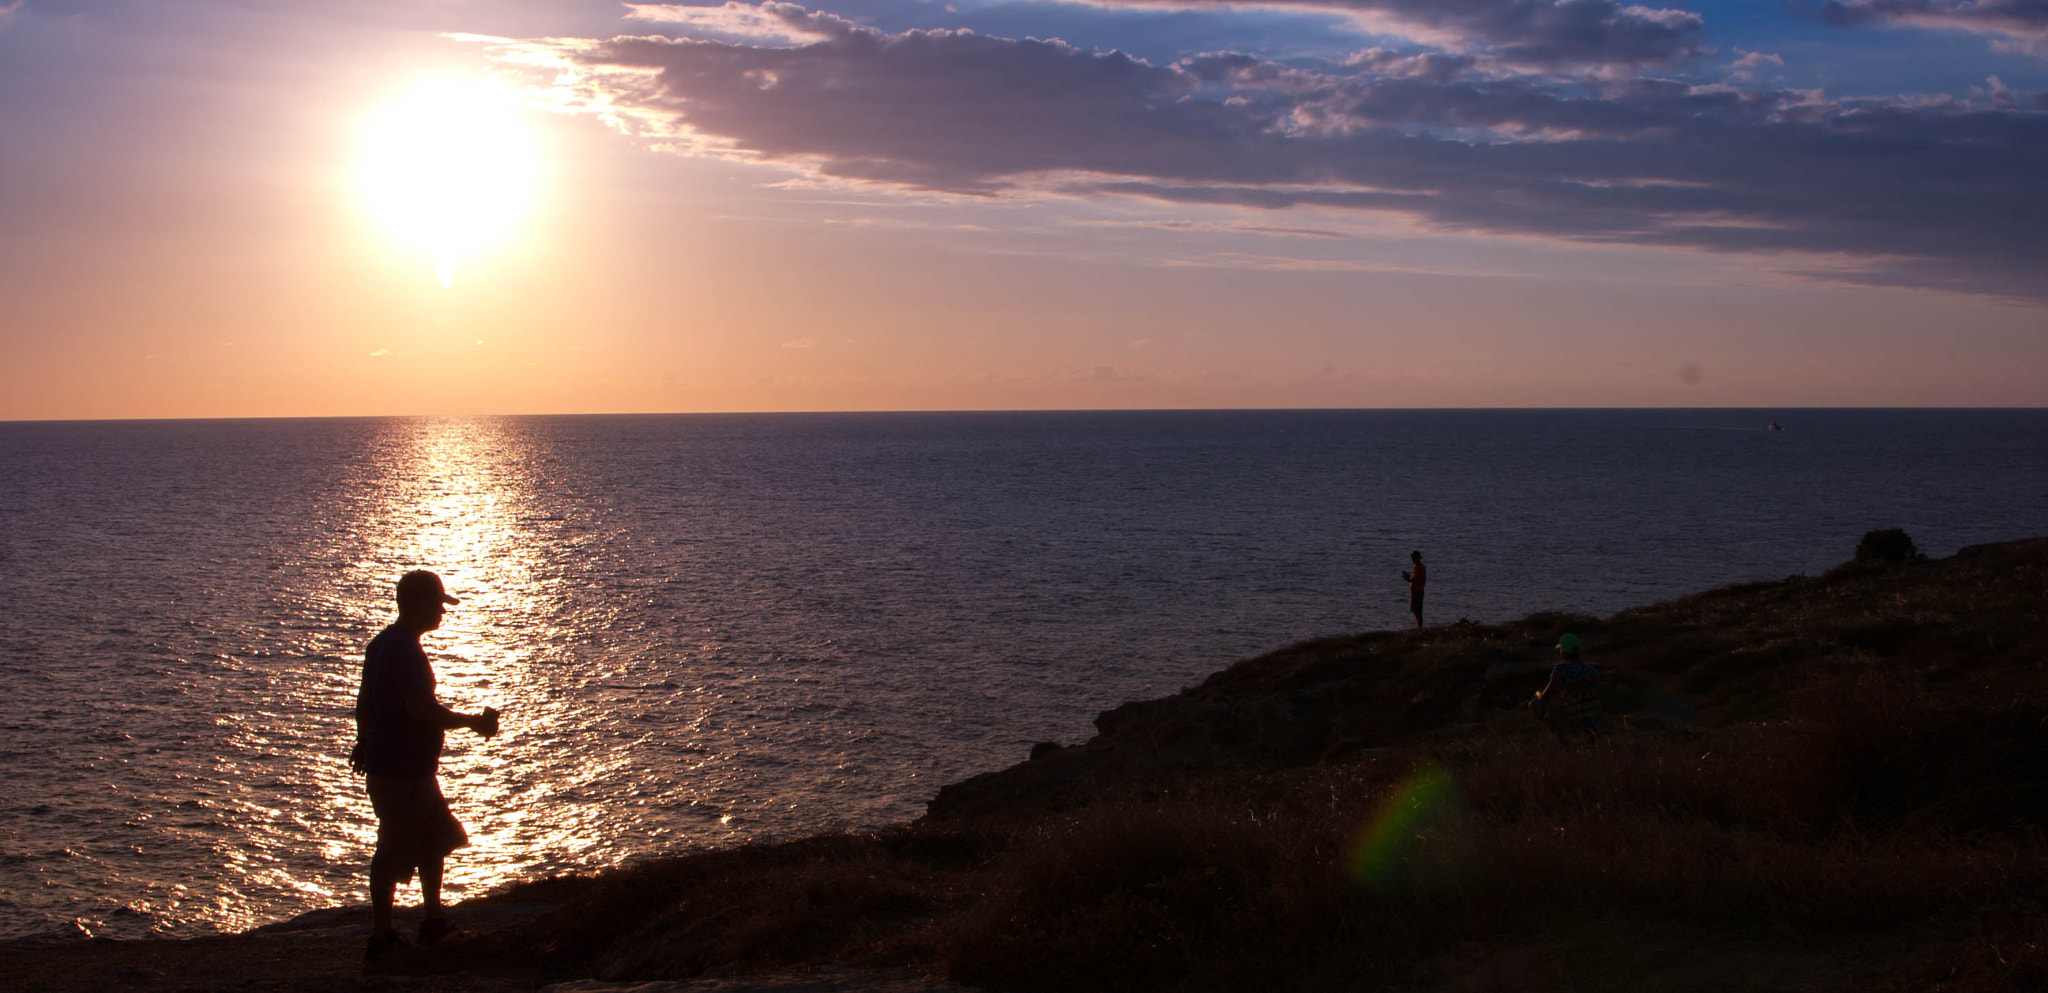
[1854,528,1921,566]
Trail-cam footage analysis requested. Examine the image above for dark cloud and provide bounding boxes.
[1342,48,1481,82]
[636,0,1706,67]
[554,14,2048,297]
[1122,0,1706,67]
[1819,0,2048,34]
[592,29,1240,193]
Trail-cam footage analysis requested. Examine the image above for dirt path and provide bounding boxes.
[3,903,977,993]
[4,904,549,993]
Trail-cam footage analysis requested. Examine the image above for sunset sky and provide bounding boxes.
[2,0,2044,418]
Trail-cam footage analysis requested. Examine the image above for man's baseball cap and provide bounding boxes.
[1556,633,1581,653]
[396,570,459,606]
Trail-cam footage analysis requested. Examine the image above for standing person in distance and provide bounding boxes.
[1401,550,1427,629]
[350,570,502,963]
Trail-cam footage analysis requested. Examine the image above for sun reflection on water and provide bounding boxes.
[315,418,632,911]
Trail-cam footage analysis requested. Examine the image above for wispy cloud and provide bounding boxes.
[1071,364,1142,382]
[624,2,851,47]
[781,336,819,349]
[485,4,2048,298]
[1070,219,1350,238]
[1078,0,1706,67]
[1819,0,2048,55]
[1728,49,1785,82]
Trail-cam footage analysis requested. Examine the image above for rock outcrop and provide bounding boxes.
[927,536,2048,822]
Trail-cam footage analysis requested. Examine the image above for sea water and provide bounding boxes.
[2,409,2045,941]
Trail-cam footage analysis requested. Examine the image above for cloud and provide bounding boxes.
[781,336,819,348]
[1071,218,1350,238]
[1728,49,1784,81]
[1079,0,1704,67]
[1818,0,2048,53]
[507,7,2048,298]
[624,2,852,47]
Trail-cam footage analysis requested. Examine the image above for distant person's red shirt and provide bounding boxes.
[1409,561,1426,593]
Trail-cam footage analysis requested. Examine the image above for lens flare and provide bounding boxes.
[1345,762,1473,892]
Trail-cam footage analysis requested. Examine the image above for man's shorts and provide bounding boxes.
[366,775,468,883]
[1410,590,1425,616]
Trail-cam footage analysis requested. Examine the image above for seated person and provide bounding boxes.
[1530,633,1602,732]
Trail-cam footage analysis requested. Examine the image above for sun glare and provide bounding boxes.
[358,79,538,288]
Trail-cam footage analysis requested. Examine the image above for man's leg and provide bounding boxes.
[369,851,399,938]
[365,780,405,941]
[365,775,423,946]
[419,856,446,921]
[415,779,467,943]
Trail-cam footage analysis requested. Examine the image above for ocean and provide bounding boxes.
[2,409,2045,941]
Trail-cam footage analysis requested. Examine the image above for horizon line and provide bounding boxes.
[6,404,2048,426]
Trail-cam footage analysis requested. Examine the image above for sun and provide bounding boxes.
[358,79,538,288]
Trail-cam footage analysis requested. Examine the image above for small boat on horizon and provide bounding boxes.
[1767,421,1783,431]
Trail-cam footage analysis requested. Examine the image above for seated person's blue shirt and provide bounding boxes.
[1548,658,1604,725]
[358,625,443,780]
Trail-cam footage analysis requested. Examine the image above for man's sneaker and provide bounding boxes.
[364,930,411,963]
[417,917,458,945]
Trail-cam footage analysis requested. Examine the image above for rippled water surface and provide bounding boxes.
[3,410,2046,941]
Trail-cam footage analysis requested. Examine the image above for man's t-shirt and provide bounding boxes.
[1409,561,1427,594]
[357,625,443,779]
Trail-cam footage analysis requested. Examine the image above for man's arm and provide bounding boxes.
[402,690,496,735]
[349,686,368,774]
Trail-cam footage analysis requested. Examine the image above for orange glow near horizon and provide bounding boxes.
[357,79,540,289]
[3,53,2044,421]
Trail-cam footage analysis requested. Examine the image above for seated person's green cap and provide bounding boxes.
[1556,633,1581,652]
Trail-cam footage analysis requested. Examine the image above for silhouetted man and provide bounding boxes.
[1401,551,1426,629]
[350,570,500,962]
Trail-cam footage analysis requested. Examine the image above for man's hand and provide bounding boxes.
[349,739,366,775]
[475,707,501,739]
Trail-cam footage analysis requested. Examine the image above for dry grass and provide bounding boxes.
[467,707,2048,990]
[437,538,2048,991]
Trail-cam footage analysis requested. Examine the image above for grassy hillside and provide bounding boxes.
[15,533,2047,992]
[410,534,2048,992]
